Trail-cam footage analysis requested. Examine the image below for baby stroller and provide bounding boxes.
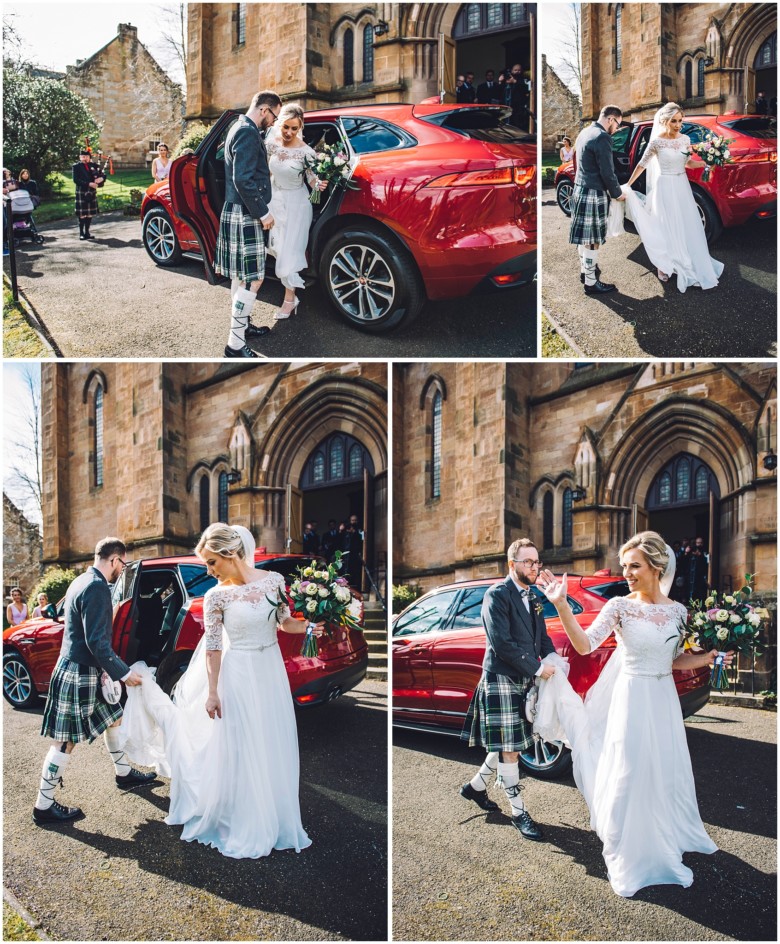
[8,188,44,246]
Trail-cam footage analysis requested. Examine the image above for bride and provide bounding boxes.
[120,524,314,858]
[622,102,724,291]
[266,104,328,320]
[535,531,731,897]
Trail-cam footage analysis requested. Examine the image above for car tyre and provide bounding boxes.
[518,735,572,780]
[556,179,574,217]
[320,226,425,333]
[142,206,183,267]
[158,656,192,696]
[691,188,723,244]
[3,651,39,708]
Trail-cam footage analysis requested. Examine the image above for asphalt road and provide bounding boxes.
[3,680,388,942]
[541,190,777,358]
[3,214,536,358]
[393,704,776,942]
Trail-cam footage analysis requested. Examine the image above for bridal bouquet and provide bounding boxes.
[690,132,735,182]
[302,142,359,204]
[681,575,766,689]
[270,552,363,656]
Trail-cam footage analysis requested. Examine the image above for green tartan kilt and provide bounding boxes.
[214,202,267,282]
[40,657,123,743]
[568,184,609,246]
[461,671,535,753]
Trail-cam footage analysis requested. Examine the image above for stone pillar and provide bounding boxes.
[41,364,70,566]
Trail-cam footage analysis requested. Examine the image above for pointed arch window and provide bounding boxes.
[543,492,554,549]
[199,474,210,531]
[562,488,573,548]
[676,459,690,501]
[218,471,229,523]
[694,466,709,500]
[330,437,344,478]
[697,57,706,97]
[344,28,354,86]
[685,59,693,99]
[755,32,776,69]
[302,434,372,489]
[94,384,104,488]
[648,454,719,509]
[615,5,623,72]
[349,443,363,477]
[363,25,374,83]
[658,472,672,504]
[432,391,442,500]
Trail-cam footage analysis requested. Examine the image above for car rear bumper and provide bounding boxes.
[291,656,368,707]
[474,248,537,291]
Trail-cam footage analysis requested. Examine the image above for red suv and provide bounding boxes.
[3,551,367,710]
[392,574,709,779]
[554,114,777,243]
[141,103,537,332]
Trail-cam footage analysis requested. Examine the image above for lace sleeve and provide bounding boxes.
[302,144,319,189]
[203,589,224,651]
[585,597,622,652]
[673,602,688,657]
[638,137,659,169]
[272,571,291,624]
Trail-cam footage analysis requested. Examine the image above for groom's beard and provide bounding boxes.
[511,565,534,588]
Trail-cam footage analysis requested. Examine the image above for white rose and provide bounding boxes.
[723,594,735,604]
[306,599,317,613]
[748,613,762,627]
[724,149,731,158]
[303,567,314,577]
[716,627,729,640]
[348,598,362,620]
[715,609,730,623]
[729,613,741,624]
[316,152,326,161]
[318,587,329,598]
[705,596,715,607]
[305,584,318,596]
[334,156,346,166]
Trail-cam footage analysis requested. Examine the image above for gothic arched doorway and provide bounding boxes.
[753,31,777,110]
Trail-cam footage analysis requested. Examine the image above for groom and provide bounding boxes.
[217,89,282,358]
[460,539,556,840]
[32,537,155,825]
[569,104,626,294]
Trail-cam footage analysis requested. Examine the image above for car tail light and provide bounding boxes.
[295,693,319,704]
[425,164,535,188]
[731,151,777,164]
[493,272,527,286]
[513,165,536,186]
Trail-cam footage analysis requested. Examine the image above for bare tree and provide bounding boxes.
[555,3,582,100]
[2,13,32,69]
[6,367,42,527]
[154,3,188,90]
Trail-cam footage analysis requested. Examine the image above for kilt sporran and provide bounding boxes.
[40,657,123,743]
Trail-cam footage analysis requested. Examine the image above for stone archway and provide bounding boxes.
[725,4,778,110]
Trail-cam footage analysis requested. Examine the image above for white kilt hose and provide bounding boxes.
[40,657,123,743]
[461,671,535,753]
[569,184,610,245]
[215,202,267,282]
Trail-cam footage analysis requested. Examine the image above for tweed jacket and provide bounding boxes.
[59,567,130,681]
[223,114,272,220]
[481,575,556,680]
[573,121,623,199]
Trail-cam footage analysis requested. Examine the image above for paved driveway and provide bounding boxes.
[393,704,776,941]
[541,191,777,358]
[3,214,536,358]
[3,681,387,941]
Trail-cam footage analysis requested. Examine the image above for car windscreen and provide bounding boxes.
[718,116,777,139]
[421,109,534,143]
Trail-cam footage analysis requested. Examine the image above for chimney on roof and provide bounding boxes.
[118,23,138,39]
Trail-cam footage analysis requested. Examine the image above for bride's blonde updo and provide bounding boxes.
[278,103,304,128]
[657,102,683,127]
[195,523,246,559]
[619,531,669,576]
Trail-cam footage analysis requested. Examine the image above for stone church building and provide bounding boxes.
[3,493,42,612]
[40,362,387,593]
[65,23,183,165]
[581,3,776,121]
[186,2,536,120]
[541,53,581,154]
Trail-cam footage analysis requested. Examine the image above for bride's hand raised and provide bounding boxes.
[205,694,222,719]
[536,570,568,605]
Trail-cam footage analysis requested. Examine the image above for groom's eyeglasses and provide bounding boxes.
[112,557,128,571]
[513,558,543,569]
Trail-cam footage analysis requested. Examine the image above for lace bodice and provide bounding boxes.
[266,135,318,191]
[638,134,690,176]
[203,572,290,651]
[585,597,687,676]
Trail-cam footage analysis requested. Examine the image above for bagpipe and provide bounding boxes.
[84,138,113,187]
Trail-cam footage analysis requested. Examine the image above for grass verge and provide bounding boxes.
[541,313,577,358]
[34,170,151,224]
[3,283,48,357]
[3,903,41,941]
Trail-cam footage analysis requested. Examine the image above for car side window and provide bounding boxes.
[682,122,706,144]
[340,117,413,154]
[452,586,488,629]
[635,127,653,164]
[611,126,631,154]
[528,586,582,618]
[303,123,345,153]
[111,561,140,606]
[393,590,459,636]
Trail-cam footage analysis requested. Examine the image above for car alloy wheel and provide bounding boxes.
[321,227,425,332]
[142,207,183,266]
[3,652,37,708]
[556,179,574,217]
[518,733,572,779]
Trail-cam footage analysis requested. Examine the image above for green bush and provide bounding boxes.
[543,166,556,186]
[392,583,423,614]
[172,122,211,158]
[29,566,78,612]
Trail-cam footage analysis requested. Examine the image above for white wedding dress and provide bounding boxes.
[535,596,717,897]
[266,130,319,290]
[119,571,311,859]
[622,134,723,292]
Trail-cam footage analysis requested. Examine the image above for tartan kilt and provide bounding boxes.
[568,184,609,245]
[461,672,535,753]
[40,657,123,743]
[74,189,98,219]
[215,202,267,281]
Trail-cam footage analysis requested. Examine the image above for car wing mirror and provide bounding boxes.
[43,603,59,620]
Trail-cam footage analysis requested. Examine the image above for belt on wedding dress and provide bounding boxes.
[232,640,279,652]
[623,669,672,679]
[660,172,686,176]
